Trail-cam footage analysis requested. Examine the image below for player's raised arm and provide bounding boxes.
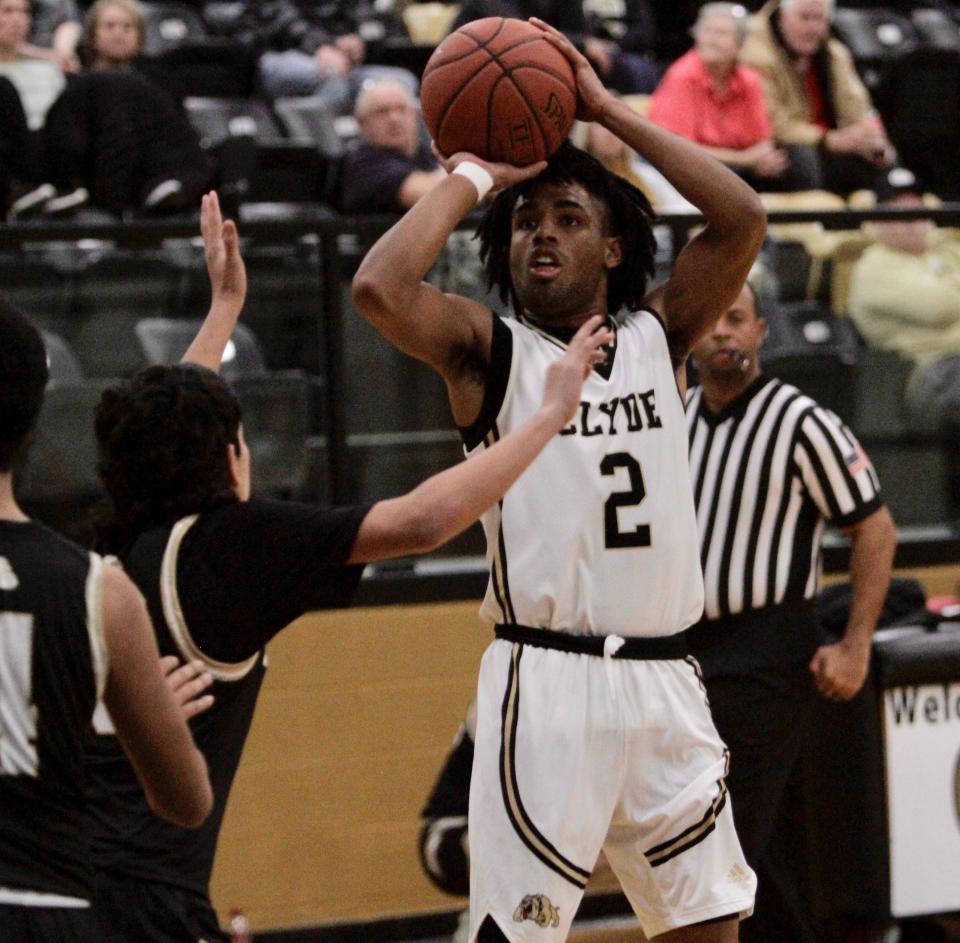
[181,192,248,372]
[100,564,213,828]
[533,18,767,370]
[348,316,612,562]
[351,153,544,423]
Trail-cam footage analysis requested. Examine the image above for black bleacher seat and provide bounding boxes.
[140,2,210,57]
[761,348,854,419]
[70,251,180,377]
[229,246,325,373]
[832,7,918,88]
[40,329,83,385]
[761,239,815,304]
[139,1,253,99]
[875,45,960,200]
[201,2,245,37]
[184,96,284,146]
[0,254,73,330]
[911,7,960,52]
[184,96,327,202]
[765,300,863,363]
[135,318,266,377]
[273,97,345,157]
[250,143,328,203]
[16,378,113,517]
[232,372,315,499]
[134,315,317,497]
[346,432,483,556]
[272,97,347,205]
[147,42,256,100]
[848,347,914,440]
[761,301,862,419]
[859,436,959,525]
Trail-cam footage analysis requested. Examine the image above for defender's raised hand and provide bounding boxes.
[541,316,614,428]
[183,192,249,371]
[201,191,246,312]
[530,18,615,124]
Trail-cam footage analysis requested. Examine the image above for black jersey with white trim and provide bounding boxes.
[84,498,369,896]
[0,521,105,901]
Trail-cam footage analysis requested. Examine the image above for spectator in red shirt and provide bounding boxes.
[648,2,804,192]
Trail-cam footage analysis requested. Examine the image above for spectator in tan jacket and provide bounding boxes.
[848,167,960,433]
[741,0,895,194]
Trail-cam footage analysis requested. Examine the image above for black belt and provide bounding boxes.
[495,623,688,659]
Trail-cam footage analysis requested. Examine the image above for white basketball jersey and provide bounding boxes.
[468,311,704,638]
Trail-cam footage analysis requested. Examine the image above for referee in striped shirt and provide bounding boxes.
[685,282,896,943]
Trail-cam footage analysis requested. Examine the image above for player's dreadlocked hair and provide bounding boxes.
[476,141,657,316]
[94,364,241,554]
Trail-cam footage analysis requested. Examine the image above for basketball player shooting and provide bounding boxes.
[354,18,766,943]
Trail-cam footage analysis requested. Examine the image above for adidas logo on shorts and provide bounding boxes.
[727,863,751,884]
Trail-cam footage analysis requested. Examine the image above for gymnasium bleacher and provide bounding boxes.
[5,2,960,941]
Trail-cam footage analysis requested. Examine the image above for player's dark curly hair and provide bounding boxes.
[94,364,241,553]
[476,141,657,316]
[0,299,48,472]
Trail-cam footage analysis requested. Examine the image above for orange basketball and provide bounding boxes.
[420,17,576,167]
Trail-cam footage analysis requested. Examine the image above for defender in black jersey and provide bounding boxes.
[85,193,613,942]
[0,301,212,943]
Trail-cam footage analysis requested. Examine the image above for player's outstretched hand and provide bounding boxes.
[432,145,546,198]
[201,191,246,313]
[540,315,613,429]
[161,655,215,721]
[529,18,614,124]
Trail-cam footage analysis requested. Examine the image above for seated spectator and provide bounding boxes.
[339,79,444,213]
[82,0,142,69]
[20,0,81,73]
[0,0,65,130]
[649,3,806,193]
[242,0,416,114]
[40,0,216,216]
[848,167,960,434]
[0,72,52,216]
[740,0,894,195]
[451,0,657,94]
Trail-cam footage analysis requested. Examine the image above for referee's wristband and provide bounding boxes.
[452,161,494,203]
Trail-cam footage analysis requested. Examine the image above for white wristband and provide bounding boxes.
[452,161,494,203]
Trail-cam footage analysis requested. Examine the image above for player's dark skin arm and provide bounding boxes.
[532,19,767,392]
[811,505,896,700]
[352,162,544,426]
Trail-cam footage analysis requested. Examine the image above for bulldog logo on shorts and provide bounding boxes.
[513,894,560,928]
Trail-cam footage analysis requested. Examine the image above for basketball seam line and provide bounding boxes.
[426,23,574,157]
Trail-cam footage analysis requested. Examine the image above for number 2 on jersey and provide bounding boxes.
[601,452,652,549]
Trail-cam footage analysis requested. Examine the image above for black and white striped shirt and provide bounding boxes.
[686,376,882,621]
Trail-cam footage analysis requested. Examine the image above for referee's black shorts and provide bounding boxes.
[0,903,98,942]
[94,873,228,943]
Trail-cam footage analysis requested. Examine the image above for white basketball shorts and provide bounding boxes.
[468,635,756,942]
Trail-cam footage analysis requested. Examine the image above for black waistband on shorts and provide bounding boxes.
[495,623,688,659]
